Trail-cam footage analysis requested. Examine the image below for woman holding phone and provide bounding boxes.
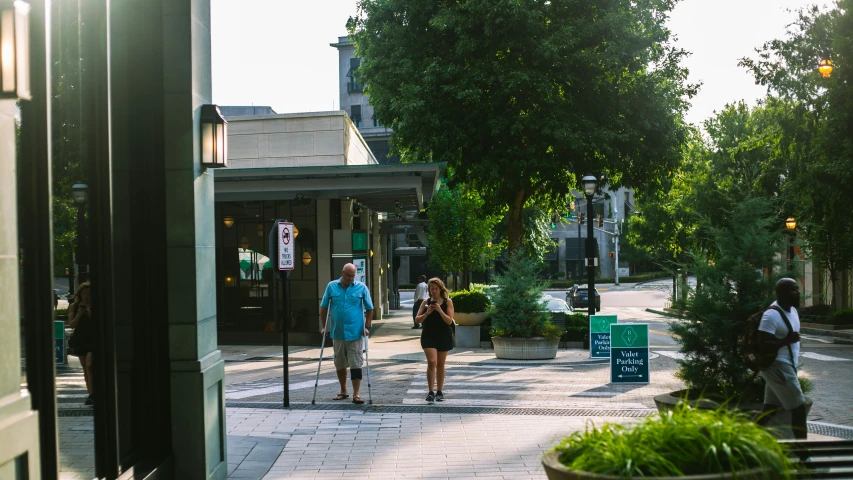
[68,282,95,406]
[414,277,454,403]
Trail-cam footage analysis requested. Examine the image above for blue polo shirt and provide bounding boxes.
[320,279,374,341]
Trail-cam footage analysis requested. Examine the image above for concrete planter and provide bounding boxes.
[654,390,813,439]
[542,452,770,480]
[492,336,558,360]
[453,312,487,326]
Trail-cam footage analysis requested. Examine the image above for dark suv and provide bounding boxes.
[567,286,601,312]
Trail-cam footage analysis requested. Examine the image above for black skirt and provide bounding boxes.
[420,301,453,351]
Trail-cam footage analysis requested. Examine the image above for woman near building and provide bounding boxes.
[68,282,95,406]
[414,278,454,402]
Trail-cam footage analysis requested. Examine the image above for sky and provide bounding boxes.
[211,0,826,128]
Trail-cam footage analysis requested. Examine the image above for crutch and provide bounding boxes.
[363,333,373,405]
[311,304,332,405]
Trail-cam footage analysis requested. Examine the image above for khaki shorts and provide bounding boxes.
[760,360,805,410]
[332,338,364,370]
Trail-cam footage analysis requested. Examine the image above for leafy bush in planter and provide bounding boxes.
[398,283,416,289]
[489,255,560,340]
[563,326,588,342]
[671,198,780,401]
[799,304,833,318]
[449,289,491,313]
[551,404,793,478]
[567,313,589,328]
[831,309,853,324]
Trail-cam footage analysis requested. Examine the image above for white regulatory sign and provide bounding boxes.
[277,222,295,271]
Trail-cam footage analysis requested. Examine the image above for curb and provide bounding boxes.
[800,327,853,344]
[645,308,685,319]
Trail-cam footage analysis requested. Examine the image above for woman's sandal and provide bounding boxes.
[352,396,365,405]
[332,393,349,401]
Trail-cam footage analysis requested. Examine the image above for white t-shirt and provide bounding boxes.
[415,282,429,301]
[757,300,800,366]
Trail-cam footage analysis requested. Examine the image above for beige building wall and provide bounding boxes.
[226,111,376,168]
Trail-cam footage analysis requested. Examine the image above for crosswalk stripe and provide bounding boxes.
[410,380,607,388]
[225,379,337,399]
[406,389,618,397]
[800,352,850,362]
[401,398,649,408]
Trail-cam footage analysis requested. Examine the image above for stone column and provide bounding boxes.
[0,95,41,478]
[371,212,384,318]
[163,1,226,478]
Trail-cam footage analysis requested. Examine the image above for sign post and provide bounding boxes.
[55,320,66,364]
[270,220,295,407]
[589,314,617,358]
[610,323,650,384]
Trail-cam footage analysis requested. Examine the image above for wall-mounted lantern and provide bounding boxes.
[293,225,299,238]
[256,223,264,237]
[302,251,312,266]
[223,216,235,228]
[0,1,31,100]
[200,104,228,168]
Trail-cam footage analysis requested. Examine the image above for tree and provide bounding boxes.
[671,197,782,399]
[740,3,853,307]
[427,184,502,290]
[349,0,695,258]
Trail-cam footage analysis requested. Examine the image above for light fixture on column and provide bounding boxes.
[200,104,228,168]
[223,216,235,228]
[293,225,299,238]
[302,251,312,266]
[0,1,31,100]
[369,249,374,258]
[256,223,264,237]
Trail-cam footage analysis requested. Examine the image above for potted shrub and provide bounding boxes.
[542,403,794,479]
[449,288,491,326]
[489,255,562,359]
[657,199,813,419]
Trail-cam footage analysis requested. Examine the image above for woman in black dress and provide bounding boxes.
[68,282,95,405]
[414,278,454,403]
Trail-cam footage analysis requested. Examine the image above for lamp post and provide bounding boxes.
[71,183,88,285]
[580,175,598,316]
[487,240,492,284]
[786,217,797,273]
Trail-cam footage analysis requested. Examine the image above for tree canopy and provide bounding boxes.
[349,0,695,256]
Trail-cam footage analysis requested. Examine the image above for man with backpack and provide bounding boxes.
[754,277,806,439]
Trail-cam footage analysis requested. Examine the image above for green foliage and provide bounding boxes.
[493,206,556,262]
[398,283,416,289]
[349,0,694,255]
[427,184,502,289]
[671,197,781,397]
[563,326,588,342]
[552,403,793,478]
[740,3,853,306]
[799,376,814,395]
[448,289,491,313]
[830,309,853,324]
[489,255,554,339]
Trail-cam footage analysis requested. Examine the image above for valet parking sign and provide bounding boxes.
[277,222,295,271]
[610,323,650,384]
[589,315,617,358]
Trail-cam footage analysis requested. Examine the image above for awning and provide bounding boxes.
[214,163,445,214]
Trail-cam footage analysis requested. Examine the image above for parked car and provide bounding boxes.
[566,286,601,312]
[542,295,572,318]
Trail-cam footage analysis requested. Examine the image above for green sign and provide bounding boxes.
[55,320,66,365]
[352,231,368,252]
[610,323,649,384]
[589,315,617,358]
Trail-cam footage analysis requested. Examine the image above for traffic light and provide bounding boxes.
[597,215,603,227]
[609,252,614,258]
[550,214,558,229]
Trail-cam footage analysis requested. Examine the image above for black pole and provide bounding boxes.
[283,271,290,407]
[577,216,582,280]
[76,202,89,284]
[586,194,595,315]
[788,234,795,274]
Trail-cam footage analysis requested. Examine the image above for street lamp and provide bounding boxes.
[71,183,89,285]
[580,175,598,316]
[786,217,797,273]
[819,59,833,78]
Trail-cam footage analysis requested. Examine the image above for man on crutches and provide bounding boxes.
[318,263,374,405]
